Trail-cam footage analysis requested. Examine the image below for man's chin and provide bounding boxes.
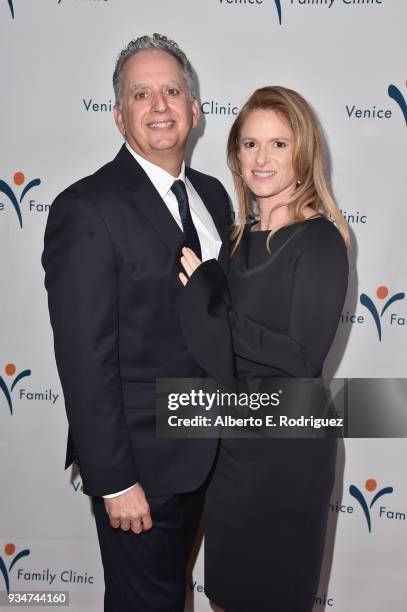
[149,139,179,151]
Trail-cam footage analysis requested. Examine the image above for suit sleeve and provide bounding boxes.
[42,188,138,496]
[180,222,348,379]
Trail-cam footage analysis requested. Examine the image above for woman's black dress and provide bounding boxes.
[180,218,348,612]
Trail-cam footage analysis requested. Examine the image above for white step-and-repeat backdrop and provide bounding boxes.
[1,1,406,610]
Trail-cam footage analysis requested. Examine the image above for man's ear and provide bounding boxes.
[114,104,126,138]
[191,98,200,129]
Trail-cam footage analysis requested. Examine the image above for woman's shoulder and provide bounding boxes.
[294,217,348,274]
[298,216,345,246]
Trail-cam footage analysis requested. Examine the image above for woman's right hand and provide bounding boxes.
[179,247,203,286]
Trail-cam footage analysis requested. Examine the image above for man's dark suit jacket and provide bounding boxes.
[42,145,232,497]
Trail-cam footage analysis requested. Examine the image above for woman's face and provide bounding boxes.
[238,109,296,201]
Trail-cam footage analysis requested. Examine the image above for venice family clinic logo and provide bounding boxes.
[349,479,393,533]
[0,543,30,593]
[219,1,282,26]
[0,172,41,228]
[0,363,31,415]
[360,286,405,341]
[388,83,407,126]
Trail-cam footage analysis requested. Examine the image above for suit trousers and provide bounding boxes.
[93,485,205,612]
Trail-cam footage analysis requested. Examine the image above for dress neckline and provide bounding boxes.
[248,214,325,234]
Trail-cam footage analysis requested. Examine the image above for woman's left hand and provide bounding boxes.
[179,247,202,286]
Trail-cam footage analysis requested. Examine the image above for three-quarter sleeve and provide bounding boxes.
[179,259,235,379]
[180,221,348,379]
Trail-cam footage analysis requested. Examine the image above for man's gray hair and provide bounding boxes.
[113,33,197,109]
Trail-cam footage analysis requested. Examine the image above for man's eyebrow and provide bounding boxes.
[165,80,183,87]
[129,83,149,91]
[129,80,184,91]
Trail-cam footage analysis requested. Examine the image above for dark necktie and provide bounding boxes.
[171,179,202,259]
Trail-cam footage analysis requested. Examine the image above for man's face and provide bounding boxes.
[114,50,200,168]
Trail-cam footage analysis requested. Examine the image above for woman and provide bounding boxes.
[179,86,349,612]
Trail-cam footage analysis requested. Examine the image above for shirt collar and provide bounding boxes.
[126,143,186,199]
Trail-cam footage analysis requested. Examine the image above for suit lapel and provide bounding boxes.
[133,179,185,256]
[113,145,185,257]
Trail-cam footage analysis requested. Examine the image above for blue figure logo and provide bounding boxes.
[274,0,282,25]
[0,171,41,228]
[350,479,393,533]
[360,285,405,341]
[0,543,30,593]
[0,363,31,415]
[388,84,407,126]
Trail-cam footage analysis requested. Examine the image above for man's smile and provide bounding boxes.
[147,120,175,130]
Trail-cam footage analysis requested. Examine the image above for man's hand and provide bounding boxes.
[179,247,202,286]
[104,483,153,534]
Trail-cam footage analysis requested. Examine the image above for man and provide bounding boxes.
[42,34,231,611]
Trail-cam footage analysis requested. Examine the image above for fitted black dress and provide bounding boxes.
[180,217,348,612]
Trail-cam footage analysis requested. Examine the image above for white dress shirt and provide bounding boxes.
[126,143,221,261]
[103,144,222,499]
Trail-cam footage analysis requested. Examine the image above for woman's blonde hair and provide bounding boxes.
[227,86,349,254]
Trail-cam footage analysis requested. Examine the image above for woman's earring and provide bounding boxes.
[296,180,301,185]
